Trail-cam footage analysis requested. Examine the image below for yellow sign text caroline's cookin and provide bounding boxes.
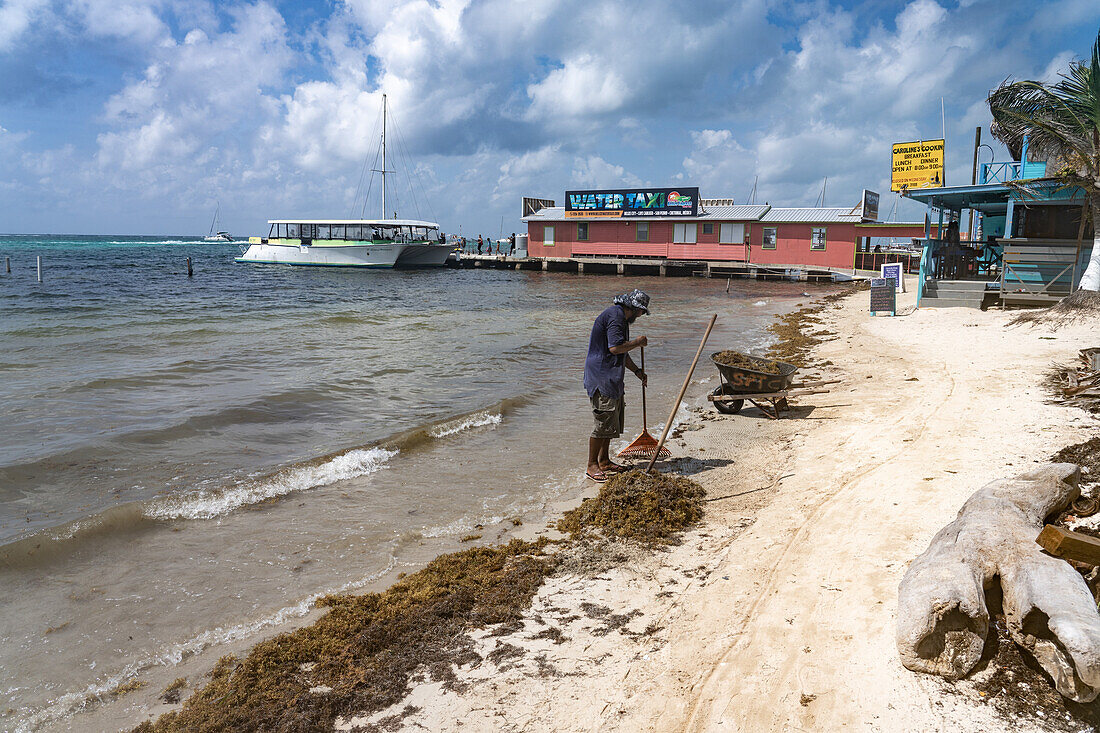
[891,139,945,192]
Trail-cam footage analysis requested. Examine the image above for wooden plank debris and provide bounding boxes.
[1048,348,1100,409]
[1037,525,1100,567]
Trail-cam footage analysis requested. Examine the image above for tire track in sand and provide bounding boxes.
[677,335,957,733]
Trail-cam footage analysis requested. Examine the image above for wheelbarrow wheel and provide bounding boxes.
[711,385,744,415]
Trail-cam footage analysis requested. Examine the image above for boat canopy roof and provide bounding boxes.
[268,218,438,228]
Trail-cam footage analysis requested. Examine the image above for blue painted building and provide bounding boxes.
[904,142,1091,308]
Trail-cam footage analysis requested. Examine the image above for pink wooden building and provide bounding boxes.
[523,199,931,271]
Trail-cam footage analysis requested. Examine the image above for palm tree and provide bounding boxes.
[988,29,1100,301]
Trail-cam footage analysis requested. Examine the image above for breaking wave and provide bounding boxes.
[145,447,398,521]
[429,411,502,438]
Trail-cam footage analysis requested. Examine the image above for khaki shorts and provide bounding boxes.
[590,390,625,439]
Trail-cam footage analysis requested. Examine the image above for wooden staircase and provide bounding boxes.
[921,280,996,309]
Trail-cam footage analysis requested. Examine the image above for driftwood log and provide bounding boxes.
[897,463,1100,702]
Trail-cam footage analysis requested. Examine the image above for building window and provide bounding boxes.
[810,227,827,251]
[544,225,554,246]
[577,223,589,241]
[673,223,697,244]
[719,223,744,244]
[702,222,714,235]
[762,227,777,249]
[636,222,649,242]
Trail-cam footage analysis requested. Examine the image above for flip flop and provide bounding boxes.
[585,470,609,483]
[602,463,629,473]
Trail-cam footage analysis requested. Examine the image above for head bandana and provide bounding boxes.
[613,289,650,315]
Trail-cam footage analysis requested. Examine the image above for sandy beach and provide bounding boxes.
[328,282,1099,733]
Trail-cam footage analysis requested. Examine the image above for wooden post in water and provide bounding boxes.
[36,256,42,283]
[186,257,193,277]
[5,256,9,274]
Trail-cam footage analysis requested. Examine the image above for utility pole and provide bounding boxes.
[941,97,948,187]
[968,126,981,241]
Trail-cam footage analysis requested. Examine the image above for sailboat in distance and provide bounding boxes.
[203,202,233,242]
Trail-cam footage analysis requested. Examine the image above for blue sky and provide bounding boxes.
[0,0,1098,236]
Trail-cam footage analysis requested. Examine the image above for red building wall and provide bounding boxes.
[526,219,929,269]
[526,220,750,261]
[748,222,858,269]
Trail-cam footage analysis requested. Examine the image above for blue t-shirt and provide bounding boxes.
[584,305,629,398]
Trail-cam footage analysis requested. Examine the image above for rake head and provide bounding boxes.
[617,429,671,459]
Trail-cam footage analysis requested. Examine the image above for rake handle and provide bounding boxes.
[640,346,647,430]
[645,314,717,473]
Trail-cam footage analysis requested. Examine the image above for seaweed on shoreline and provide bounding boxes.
[766,286,859,367]
[135,540,553,733]
[557,470,705,545]
[134,470,705,733]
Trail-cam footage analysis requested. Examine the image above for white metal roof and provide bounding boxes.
[268,219,439,227]
[758,208,861,223]
[697,205,771,220]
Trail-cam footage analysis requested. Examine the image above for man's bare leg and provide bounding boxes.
[598,441,627,472]
[588,437,606,475]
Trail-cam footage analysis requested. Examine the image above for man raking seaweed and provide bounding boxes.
[583,289,657,482]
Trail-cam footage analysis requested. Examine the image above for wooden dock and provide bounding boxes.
[447,254,854,283]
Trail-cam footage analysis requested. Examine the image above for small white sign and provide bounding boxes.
[881,263,905,292]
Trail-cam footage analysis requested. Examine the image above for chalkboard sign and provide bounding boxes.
[870,278,896,315]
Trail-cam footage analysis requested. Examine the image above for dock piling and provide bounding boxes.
[187,257,193,277]
[36,256,41,283]
[5,256,9,274]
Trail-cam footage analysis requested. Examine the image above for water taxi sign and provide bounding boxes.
[891,139,945,192]
[565,187,699,218]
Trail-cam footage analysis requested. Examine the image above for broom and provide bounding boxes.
[618,346,670,460]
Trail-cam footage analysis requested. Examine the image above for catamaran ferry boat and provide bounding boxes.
[236,219,449,268]
[237,94,451,269]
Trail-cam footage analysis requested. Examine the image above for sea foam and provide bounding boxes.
[145,447,397,521]
[429,411,502,438]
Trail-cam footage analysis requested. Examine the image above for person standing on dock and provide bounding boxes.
[477,235,483,254]
[584,289,650,482]
[509,233,516,256]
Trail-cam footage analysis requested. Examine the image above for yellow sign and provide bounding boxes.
[891,139,945,192]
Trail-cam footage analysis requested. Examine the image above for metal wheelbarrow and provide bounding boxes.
[707,351,837,419]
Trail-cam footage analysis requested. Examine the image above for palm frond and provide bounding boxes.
[987,40,1100,188]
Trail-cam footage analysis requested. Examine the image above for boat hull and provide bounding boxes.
[235,242,405,268]
[395,243,451,268]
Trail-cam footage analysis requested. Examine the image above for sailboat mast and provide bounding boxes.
[381,94,387,220]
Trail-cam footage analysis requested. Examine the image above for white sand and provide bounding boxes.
[342,285,1099,732]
